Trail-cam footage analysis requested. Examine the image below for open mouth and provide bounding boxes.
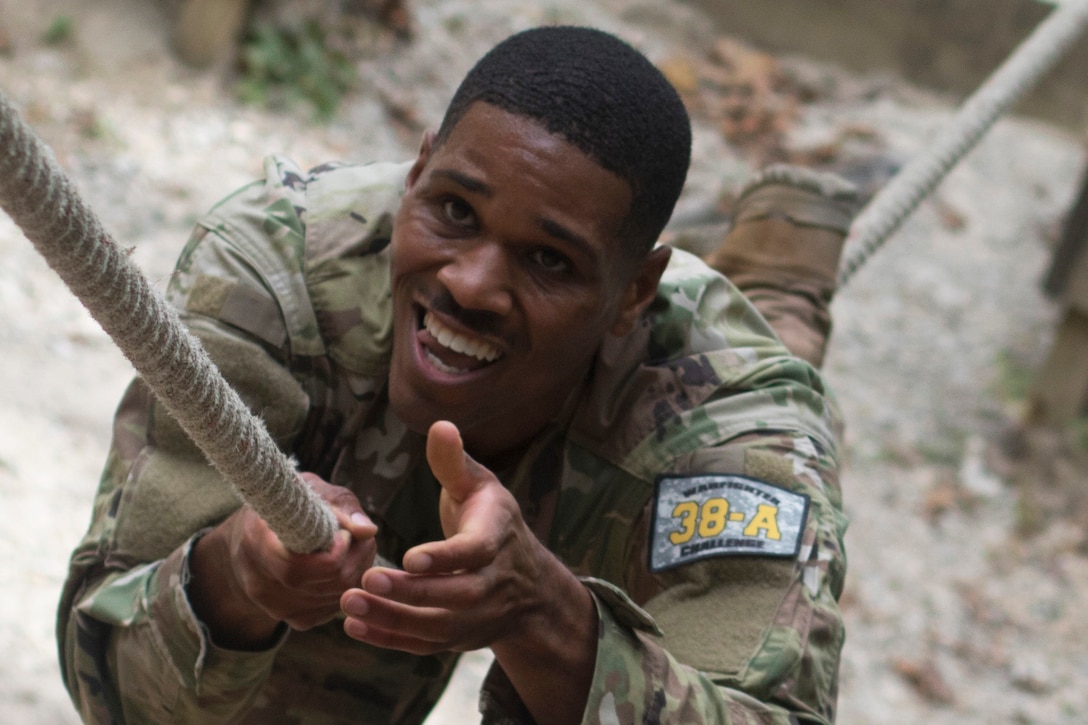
[418,310,503,375]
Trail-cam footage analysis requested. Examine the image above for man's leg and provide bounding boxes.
[703,165,859,368]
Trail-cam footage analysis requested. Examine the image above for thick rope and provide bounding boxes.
[838,0,1088,286]
[0,90,337,553]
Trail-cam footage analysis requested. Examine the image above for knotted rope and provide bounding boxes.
[0,90,337,553]
[838,0,1088,286]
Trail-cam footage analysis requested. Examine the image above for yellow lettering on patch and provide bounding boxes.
[697,497,729,537]
[651,474,809,571]
[742,504,782,540]
[669,501,699,544]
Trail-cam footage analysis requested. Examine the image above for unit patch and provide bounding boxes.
[649,473,809,572]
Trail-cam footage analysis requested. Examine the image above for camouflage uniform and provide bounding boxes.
[58,156,848,724]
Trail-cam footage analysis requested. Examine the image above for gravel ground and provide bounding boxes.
[1,1,1086,723]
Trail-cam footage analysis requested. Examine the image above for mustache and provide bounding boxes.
[425,289,506,339]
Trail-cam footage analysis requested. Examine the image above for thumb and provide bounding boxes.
[426,420,488,503]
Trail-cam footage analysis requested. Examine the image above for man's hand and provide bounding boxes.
[188,473,378,650]
[340,421,596,725]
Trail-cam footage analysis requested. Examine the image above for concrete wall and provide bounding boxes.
[680,0,1088,133]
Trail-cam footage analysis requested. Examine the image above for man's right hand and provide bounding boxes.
[187,473,378,650]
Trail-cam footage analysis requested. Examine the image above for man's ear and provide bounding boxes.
[610,245,671,337]
[405,129,437,191]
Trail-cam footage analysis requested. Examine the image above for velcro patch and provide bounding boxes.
[649,473,809,572]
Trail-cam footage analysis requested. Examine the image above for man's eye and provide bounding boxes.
[442,199,475,227]
[530,248,570,272]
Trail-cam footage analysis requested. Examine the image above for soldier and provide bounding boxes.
[58,25,852,724]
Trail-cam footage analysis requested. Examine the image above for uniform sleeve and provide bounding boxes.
[62,528,287,724]
[56,177,315,723]
[583,431,847,724]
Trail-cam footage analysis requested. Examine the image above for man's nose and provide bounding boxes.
[436,241,514,316]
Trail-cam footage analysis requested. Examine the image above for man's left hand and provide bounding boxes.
[340,420,597,724]
[340,420,573,653]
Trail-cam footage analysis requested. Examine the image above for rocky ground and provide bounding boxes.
[1,0,1086,723]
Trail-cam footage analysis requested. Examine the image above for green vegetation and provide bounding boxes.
[1072,416,1088,451]
[914,432,967,467]
[1013,491,1046,537]
[236,19,356,121]
[992,347,1088,450]
[42,15,74,46]
[992,348,1035,404]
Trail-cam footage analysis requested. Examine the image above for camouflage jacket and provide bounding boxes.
[58,156,848,724]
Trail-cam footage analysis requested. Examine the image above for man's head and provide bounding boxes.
[435,25,692,256]
[388,27,690,461]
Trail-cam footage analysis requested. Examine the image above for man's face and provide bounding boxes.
[388,102,662,462]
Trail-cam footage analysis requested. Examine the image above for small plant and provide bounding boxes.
[1072,415,1088,451]
[42,15,74,46]
[993,348,1036,404]
[236,19,356,121]
[1013,491,1046,537]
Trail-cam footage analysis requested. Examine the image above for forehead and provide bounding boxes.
[429,103,633,244]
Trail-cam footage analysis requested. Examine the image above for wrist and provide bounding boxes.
[490,547,597,725]
[187,524,281,650]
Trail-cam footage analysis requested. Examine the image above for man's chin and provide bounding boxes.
[387,375,471,438]
[387,382,434,436]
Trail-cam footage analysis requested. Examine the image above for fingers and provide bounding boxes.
[232,475,378,621]
[238,532,374,630]
[261,587,342,626]
[260,524,366,586]
[422,420,514,570]
[342,614,448,656]
[402,529,499,574]
[361,567,488,610]
[401,481,515,574]
[426,420,490,503]
[340,580,481,654]
[299,472,378,540]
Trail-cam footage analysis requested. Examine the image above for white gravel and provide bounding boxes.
[1,1,1086,723]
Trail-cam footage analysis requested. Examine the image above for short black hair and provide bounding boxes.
[435,26,692,256]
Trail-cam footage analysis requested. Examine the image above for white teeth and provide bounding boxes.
[423,312,501,363]
[425,348,468,375]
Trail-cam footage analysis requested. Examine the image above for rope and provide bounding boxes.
[838,0,1088,286]
[0,90,337,553]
